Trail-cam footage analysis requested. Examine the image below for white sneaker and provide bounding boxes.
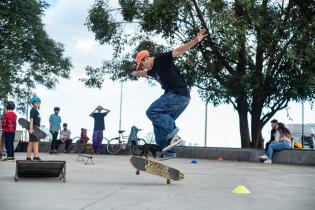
[264,159,272,164]
[162,135,182,153]
[1,157,8,161]
[259,154,268,160]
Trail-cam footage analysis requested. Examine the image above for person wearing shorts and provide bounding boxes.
[26,96,42,161]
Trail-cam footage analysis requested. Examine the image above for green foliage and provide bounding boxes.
[86,0,117,44]
[119,0,138,22]
[84,0,315,147]
[0,0,72,111]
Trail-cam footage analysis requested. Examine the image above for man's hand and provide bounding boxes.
[29,129,34,134]
[172,29,208,58]
[131,71,138,77]
[131,70,148,77]
[195,29,208,43]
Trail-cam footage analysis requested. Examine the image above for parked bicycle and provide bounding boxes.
[107,127,146,155]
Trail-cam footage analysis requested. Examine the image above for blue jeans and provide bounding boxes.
[146,92,190,154]
[266,140,292,159]
[3,132,15,157]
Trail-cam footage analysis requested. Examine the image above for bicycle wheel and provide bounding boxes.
[107,137,122,155]
[69,136,81,153]
[132,138,146,156]
[102,137,109,144]
[102,137,109,153]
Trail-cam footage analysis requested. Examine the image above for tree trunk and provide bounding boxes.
[251,90,265,148]
[251,111,263,148]
[237,99,251,148]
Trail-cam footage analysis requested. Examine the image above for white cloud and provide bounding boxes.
[74,38,96,50]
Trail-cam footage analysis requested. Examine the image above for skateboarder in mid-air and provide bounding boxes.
[131,29,207,159]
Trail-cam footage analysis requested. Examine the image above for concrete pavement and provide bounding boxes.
[0,153,314,210]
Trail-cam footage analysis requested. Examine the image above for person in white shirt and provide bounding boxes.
[59,123,72,153]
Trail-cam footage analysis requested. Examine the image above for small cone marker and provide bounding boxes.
[217,157,224,161]
[232,185,251,194]
[191,160,198,164]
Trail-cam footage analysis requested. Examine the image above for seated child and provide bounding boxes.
[77,128,89,153]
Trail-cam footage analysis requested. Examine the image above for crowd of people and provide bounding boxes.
[0,98,110,161]
[0,98,297,164]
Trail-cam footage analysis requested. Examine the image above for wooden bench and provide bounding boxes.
[15,160,66,182]
[77,154,94,165]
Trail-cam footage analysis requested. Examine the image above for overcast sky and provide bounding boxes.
[16,0,314,147]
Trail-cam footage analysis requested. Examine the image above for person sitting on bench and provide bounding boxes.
[77,128,89,153]
[57,123,72,153]
[259,122,292,164]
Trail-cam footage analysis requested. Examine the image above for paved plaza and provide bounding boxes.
[0,153,314,210]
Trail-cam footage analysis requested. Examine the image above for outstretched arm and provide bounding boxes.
[172,29,207,58]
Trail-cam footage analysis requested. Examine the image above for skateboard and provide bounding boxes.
[18,118,47,139]
[129,155,184,184]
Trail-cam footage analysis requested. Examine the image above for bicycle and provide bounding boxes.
[107,128,146,155]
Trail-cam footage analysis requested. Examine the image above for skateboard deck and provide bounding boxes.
[18,118,47,139]
[129,155,184,184]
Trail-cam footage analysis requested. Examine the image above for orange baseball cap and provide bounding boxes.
[135,50,150,71]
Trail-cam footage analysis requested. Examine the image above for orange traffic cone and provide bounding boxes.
[217,157,224,161]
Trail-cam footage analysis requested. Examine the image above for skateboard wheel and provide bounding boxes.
[167,179,171,184]
[136,170,140,175]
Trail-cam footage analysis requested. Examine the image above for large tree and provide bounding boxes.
[83,0,315,148]
[0,0,72,111]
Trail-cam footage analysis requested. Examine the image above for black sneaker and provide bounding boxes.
[26,157,32,161]
[33,157,42,161]
[8,157,15,160]
[157,153,176,161]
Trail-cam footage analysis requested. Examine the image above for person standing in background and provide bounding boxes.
[49,107,61,154]
[27,97,42,161]
[89,106,110,154]
[1,101,17,161]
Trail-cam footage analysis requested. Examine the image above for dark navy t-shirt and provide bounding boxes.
[92,112,107,131]
[147,51,190,98]
[30,107,40,126]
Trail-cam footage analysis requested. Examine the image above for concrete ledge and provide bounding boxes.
[17,142,315,166]
[175,146,262,162]
[272,149,315,166]
[175,146,315,166]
